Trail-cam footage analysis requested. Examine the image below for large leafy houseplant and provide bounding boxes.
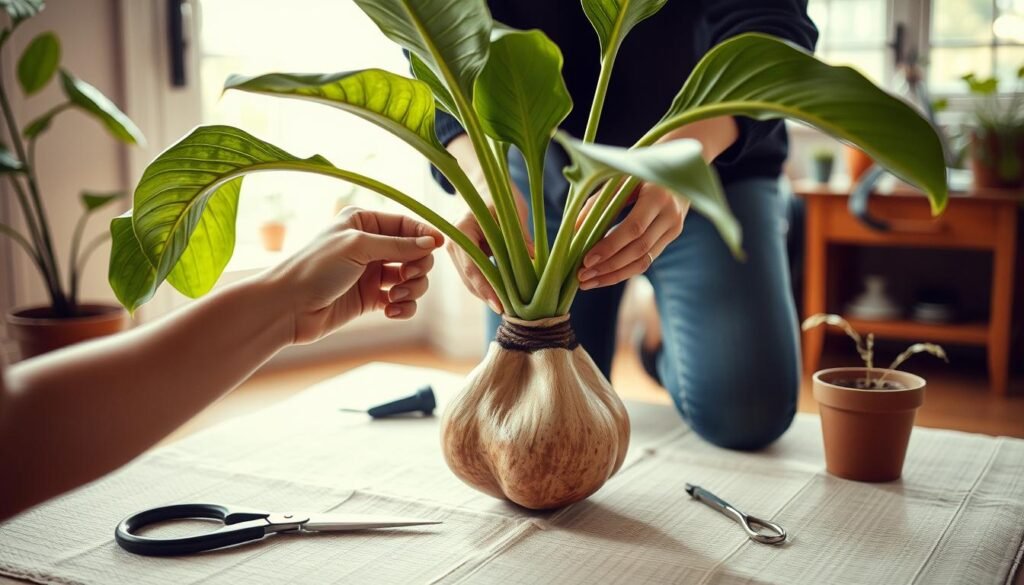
[1,1,143,356]
[108,0,947,509]
[960,69,1024,187]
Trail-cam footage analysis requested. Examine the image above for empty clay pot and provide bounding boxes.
[813,367,925,482]
[844,146,874,183]
[260,221,287,251]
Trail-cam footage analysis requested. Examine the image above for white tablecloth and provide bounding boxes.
[1,363,1021,584]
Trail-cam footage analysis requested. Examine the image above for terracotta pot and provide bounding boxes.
[844,146,874,183]
[6,303,128,359]
[260,221,286,252]
[969,128,1024,189]
[813,367,925,482]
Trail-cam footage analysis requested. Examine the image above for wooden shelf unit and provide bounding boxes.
[798,183,1020,395]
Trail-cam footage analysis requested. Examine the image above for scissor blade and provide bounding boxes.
[303,513,442,532]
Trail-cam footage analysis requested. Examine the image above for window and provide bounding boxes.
[196,0,443,270]
[808,0,891,84]
[809,0,1024,95]
[929,0,1024,92]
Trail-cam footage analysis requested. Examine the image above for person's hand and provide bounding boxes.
[576,183,689,290]
[449,192,530,315]
[445,136,532,314]
[264,207,443,344]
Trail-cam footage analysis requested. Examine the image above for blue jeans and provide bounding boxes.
[486,147,801,450]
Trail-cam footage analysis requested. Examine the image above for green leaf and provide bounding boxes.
[653,33,948,214]
[23,103,64,138]
[165,178,240,298]
[0,0,43,23]
[555,132,742,258]
[962,73,998,95]
[473,29,571,170]
[60,70,145,145]
[582,0,668,59]
[80,190,124,212]
[352,0,491,100]
[17,31,59,94]
[111,124,498,312]
[410,52,456,115]
[109,213,157,314]
[224,69,447,155]
[0,144,22,171]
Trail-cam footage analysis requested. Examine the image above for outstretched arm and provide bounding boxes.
[0,208,442,520]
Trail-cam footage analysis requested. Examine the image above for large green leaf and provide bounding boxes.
[130,126,330,291]
[651,33,948,213]
[582,0,668,59]
[60,70,145,145]
[17,31,59,95]
[111,124,496,312]
[474,29,571,175]
[556,133,741,258]
[224,69,447,157]
[352,0,491,101]
[109,213,157,313]
[410,52,456,115]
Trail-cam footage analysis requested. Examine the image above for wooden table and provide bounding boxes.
[797,181,1020,395]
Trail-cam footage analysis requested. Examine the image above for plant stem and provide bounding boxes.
[527,156,548,272]
[67,211,91,307]
[431,152,518,307]
[0,59,68,314]
[583,59,614,143]
[0,221,42,266]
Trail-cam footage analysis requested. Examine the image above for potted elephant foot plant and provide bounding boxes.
[108,0,947,509]
[1,2,143,358]
[802,314,948,482]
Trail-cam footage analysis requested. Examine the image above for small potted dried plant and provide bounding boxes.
[802,314,948,482]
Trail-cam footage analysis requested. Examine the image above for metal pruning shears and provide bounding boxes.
[115,503,441,556]
[685,484,787,545]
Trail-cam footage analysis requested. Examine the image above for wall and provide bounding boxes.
[0,0,127,324]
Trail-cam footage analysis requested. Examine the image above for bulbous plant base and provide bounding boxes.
[441,315,630,510]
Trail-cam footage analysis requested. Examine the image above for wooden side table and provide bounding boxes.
[798,182,1020,395]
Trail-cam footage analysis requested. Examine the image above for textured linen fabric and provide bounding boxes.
[0,363,1021,585]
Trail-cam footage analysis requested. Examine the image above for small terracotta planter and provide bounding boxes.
[6,303,128,359]
[813,367,925,482]
[260,221,287,251]
[844,146,874,183]
[969,128,1024,189]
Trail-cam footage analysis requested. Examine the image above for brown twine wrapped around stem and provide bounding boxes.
[496,315,578,352]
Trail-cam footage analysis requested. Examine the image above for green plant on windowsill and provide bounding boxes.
[0,1,143,357]
[961,69,1024,187]
[108,0,947,509]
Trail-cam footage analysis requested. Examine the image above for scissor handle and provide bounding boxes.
[115,503,271,556]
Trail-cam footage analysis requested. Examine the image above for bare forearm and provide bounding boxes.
[658,116,738,162]
[0,276,290,518]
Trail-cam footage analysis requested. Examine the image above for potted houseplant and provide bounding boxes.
[108,0,948,509]
[961,70,1024,188]
[1,1,144,358]
[258,193,290,252]
[811,147,835,184]
[802,314,948,482]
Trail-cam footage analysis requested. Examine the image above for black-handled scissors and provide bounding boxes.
[114,503,441,556]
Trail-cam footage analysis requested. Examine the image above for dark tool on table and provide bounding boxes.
[114,503,441,556]
[685,484,787,545]
[338,385,436,418]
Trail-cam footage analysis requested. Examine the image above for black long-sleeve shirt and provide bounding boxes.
[431,0,818,192]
